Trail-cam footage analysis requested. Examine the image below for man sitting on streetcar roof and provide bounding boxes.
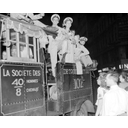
[74,36,93,68]
[51,14,60,29]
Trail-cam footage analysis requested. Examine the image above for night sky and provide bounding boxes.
[1,13,105,48]
[40,13,103,36]
[1,13,104,37]
[1,13,106,51]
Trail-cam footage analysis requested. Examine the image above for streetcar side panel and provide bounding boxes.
[0,63,46,116]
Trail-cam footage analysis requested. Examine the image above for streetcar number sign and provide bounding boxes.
[0,64,44,115]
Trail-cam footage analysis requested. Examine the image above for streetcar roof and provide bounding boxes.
[0,14,57,37]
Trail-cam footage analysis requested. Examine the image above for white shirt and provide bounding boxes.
[10,13,27,20]
[101,84,128,116]
[26,13,44,20]
[74,44,89,60]
[95,87,107,106]
[119,82,128,90]
[11,13,43,21]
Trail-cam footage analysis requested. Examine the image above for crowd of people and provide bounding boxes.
[95,69,128,116]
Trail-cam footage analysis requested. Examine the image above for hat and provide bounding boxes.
[51,14,60,22]
[63,17,73,26]
[80,37,88,42]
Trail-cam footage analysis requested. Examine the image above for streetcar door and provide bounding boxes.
[46,63,61,115]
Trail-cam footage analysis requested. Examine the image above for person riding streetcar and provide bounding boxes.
[50,14,64,33]
[48,14,62,99]
[61,17,74,63]
[101,71,128,116]
[74,36,93,68]
[73,35,83,74]
[47,14,62,77]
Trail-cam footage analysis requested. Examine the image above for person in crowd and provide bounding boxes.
[119,70,128,91]
[101,71,128,116]
[95,72,109,116]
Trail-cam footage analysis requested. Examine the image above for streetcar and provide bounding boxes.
[0,14,96,116]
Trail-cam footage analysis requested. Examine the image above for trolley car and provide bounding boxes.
[0,14,96,116]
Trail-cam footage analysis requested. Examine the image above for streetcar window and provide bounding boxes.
[19,32,26,43]
[0,20,2,59]
[6,29,37,61]
[19,44,28,58]
[0,17,41,63]
[2,51,7,60]
[19,31,28,59]
[9,29,16,41]
[28,36,35,60]
[28,36,33,45]
[0,19,7,60]
[36,38,39,62]
[8,31,38,61]
[0,20,2,38]
[10,44,18,57]
[29,46,34,59]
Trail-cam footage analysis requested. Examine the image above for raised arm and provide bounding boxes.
[10,13,22,19]
[10,13,30,22]
[27,13,45,20]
